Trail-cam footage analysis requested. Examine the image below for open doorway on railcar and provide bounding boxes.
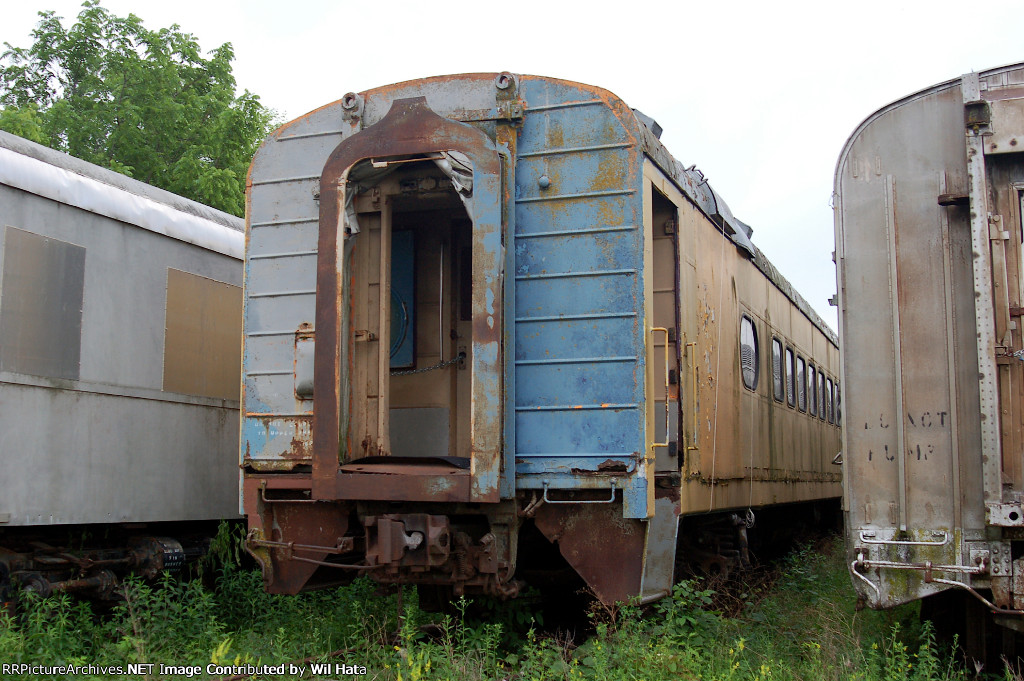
[342,158,474,463]
[649,186,681,473]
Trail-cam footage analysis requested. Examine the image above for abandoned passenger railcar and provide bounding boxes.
[242,73,840,605]
[837,62,1024,642]
[0,130,244,600]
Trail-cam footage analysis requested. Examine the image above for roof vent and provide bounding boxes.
[632,109,663,139]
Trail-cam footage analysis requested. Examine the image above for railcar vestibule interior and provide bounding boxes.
[339,160,475,462]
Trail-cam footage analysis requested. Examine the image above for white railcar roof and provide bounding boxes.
[0,131,244,259]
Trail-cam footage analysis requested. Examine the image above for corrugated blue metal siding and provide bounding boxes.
[512,80,646,514]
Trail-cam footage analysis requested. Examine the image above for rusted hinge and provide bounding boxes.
[989,214,1009,240]
[996,347,1024,364]
[497,101,524,120]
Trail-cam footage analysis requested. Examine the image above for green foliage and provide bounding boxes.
[0,1,276,216]
[0,536,975,681]
[198,520,245,579]
[651,579,720,646]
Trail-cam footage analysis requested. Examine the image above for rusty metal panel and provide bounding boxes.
[640,496,678,601]
[534,502,645,605]
[837,82,970,606]
[0,226,85,380]
[242,101,342,477]
[163,268,242,400]
[512,78,650,518]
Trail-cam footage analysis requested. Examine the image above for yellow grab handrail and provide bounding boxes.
[685,341,699,453]
[650,327,671,452]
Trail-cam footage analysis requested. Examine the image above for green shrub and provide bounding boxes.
[0,535,973,681]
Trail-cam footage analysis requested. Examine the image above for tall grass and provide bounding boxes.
[0,535,977,680]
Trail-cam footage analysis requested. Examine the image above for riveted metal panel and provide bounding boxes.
[835,64,1024,610]
[512,78,648,517]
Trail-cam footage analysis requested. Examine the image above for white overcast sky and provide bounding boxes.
[4,0,1023,329]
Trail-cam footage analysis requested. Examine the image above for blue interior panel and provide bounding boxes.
[390,230,415,368]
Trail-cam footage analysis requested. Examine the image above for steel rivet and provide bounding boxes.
[538,175,551,189]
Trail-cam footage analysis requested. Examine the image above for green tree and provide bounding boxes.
[0,1,275,216]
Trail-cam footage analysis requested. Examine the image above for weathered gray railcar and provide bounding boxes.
[837,63,1024,632]
[0,131,244,597]
[242,73,841,605]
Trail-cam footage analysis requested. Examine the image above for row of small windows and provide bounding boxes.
[739,315,840,425]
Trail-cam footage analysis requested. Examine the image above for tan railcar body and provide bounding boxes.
[645,162,841,517]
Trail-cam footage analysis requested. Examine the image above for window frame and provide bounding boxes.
[835,382,842,426]
[818,372,826,420]
[796,355,807,412]
[785,346,796,407]
[740,314,759,392]
[808,364,817,416]
[771,337,784,402]
[826,377,834,424]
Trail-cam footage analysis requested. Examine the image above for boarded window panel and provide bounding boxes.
[0,227,85,380]
[163,268,241,400]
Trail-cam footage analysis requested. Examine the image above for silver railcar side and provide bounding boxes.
[0,130,243,527]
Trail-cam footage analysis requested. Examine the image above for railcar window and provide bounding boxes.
[835,383,842,426]
[808,365,817,416]
[772,338,783,402]
[796,356,806,411]
[826,377,834,424]
[818,372,825,420]
[740,316,759,391]
[785,347,795,407]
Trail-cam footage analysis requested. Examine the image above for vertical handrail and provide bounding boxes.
[650,327,671,453]
[685,341,699,453]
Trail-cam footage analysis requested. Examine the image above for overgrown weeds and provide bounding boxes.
[0,534,978,680]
